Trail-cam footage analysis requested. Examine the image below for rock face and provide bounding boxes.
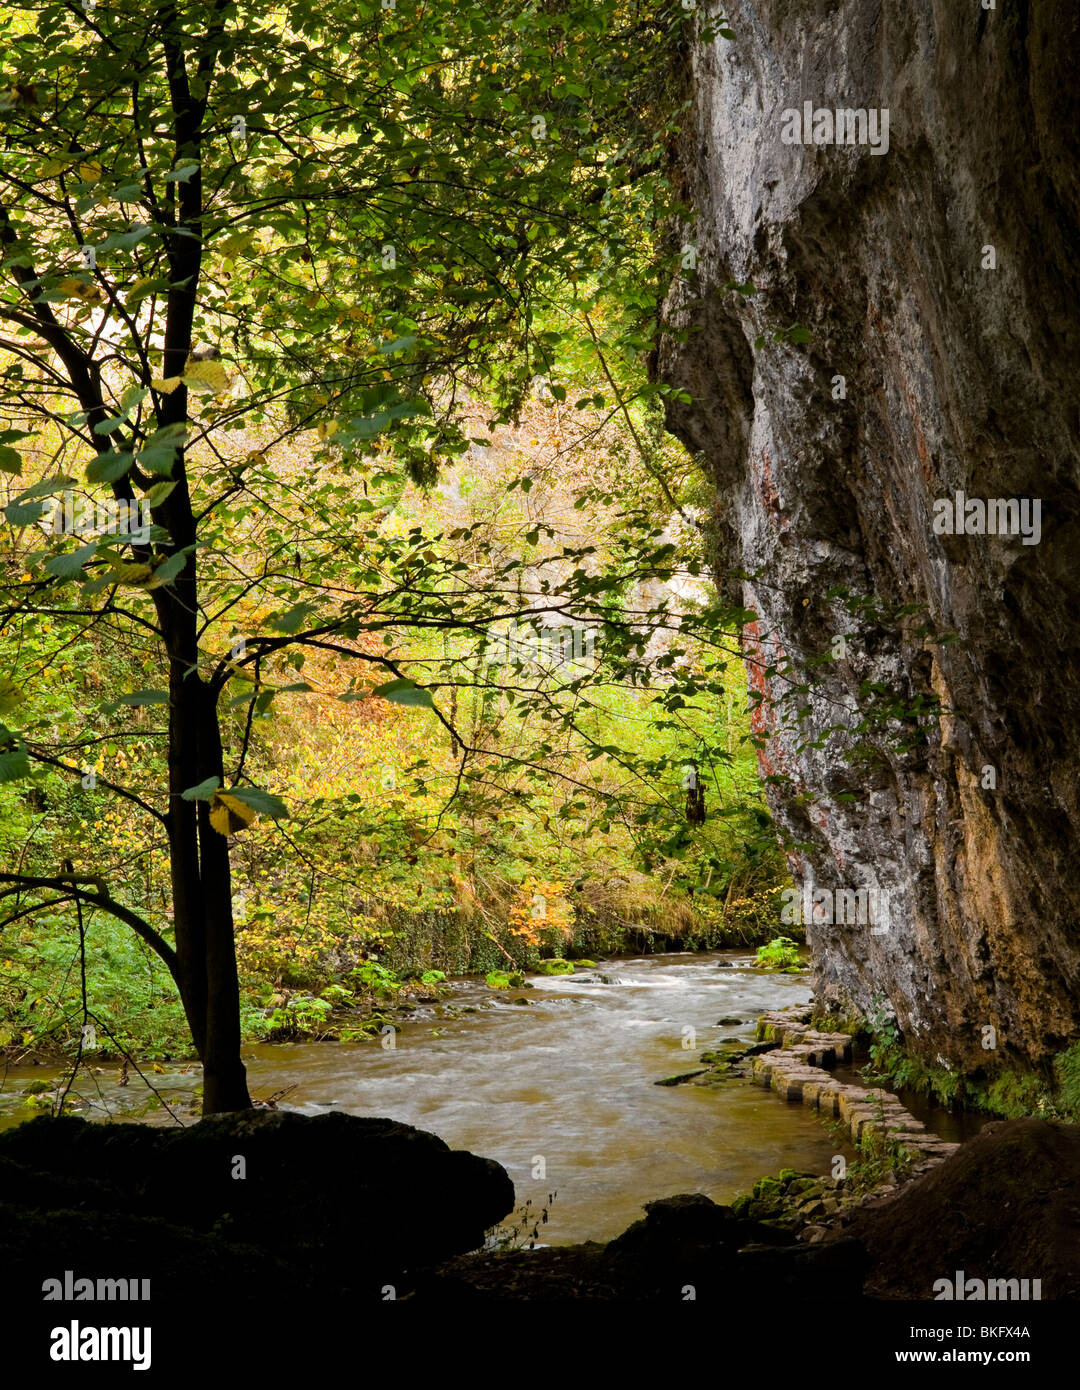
[659,1,1080,1074]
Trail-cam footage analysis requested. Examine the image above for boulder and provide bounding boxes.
[0,1111,514,1303]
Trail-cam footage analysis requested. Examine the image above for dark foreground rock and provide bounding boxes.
[4,1111,1074,1304]
[423,1119,1080,1300]
[418,1192,865,1301]
[827,1118,1080,1300]
[0,1111,514,1304]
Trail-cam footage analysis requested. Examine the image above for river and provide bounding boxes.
[0,951,853,1244]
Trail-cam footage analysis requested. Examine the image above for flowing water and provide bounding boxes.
[0,951,855,1244]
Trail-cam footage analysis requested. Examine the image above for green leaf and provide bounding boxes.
[86,451,134,483]
[144,480,177,507]
[0,680,24,715]
[4,499,46,526]
[134,423,186,477]
[0,446,23,475]
[270,601,318,635]
[136,446,177,477]
[181,777,221,801]
[0,748,32,784]
[144,422,188,447]
[44,541,98,578]
[224,786,289,819]
[13,475,74,503]
[372,678,435,709]
[115,689,170,707]
[93,415,128,435]
[349,411,391,439]
[379,335,417,355]
[149,550,189,586]
[164,161,200,183]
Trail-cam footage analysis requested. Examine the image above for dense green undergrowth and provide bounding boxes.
[2,600,789,1062]
[815,1004,1080,1124]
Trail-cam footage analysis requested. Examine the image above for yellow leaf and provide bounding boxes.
[151,376,182,393]
[217,231,255,258]
[110,562,153,585]
[316,420,338,440]
[209,792,258,836]
[78,162,101,183]
[182,360,229,395]
[57,278,106,306]
[0,678,24,714]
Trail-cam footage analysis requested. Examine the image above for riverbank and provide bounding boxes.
[2,981,1077,1313]
[0,903,798,1068]
[0,953,841,1242]
[5,1105,1075,1308]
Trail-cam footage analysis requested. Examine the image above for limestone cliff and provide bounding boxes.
[659,0,1080,1075]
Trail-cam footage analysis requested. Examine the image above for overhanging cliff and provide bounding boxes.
[659,0,1080,1075]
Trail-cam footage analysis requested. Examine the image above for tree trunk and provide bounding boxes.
[161,488,251,1114]
[165,666,252,1114]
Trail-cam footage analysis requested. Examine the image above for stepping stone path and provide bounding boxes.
[751,1007,961,1167]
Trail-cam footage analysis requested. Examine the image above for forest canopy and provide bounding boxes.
[0,0,784,1114]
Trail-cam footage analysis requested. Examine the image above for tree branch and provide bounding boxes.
[0,874,179,980]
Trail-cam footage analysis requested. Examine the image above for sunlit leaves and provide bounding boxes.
[209,787,288,834]
[182,360,230,396]
[372,679,436,710]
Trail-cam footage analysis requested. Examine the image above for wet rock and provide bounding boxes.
[535,958,574,976]
[605,1192,801,1297]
